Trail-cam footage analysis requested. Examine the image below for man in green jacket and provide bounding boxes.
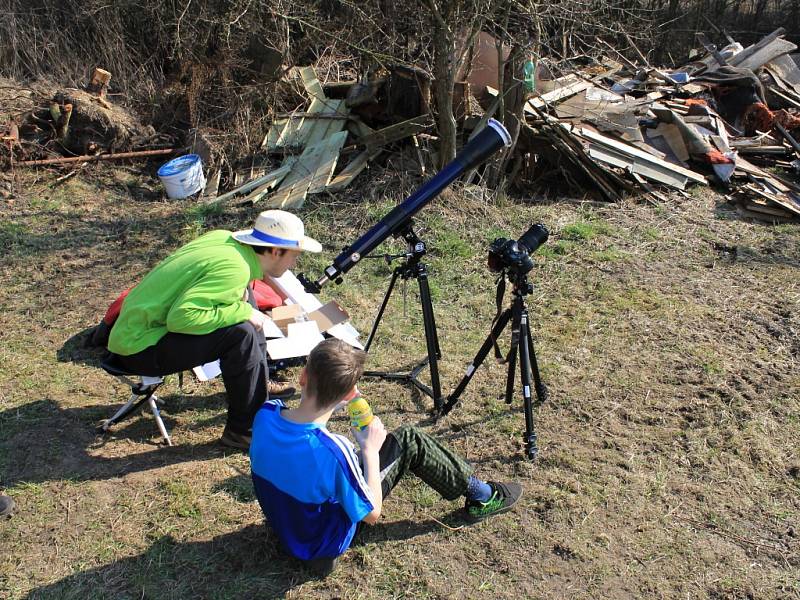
[108,210,321,449]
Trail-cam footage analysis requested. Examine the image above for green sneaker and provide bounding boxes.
[464,481,522,522]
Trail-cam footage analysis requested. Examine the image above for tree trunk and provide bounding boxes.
[486,45,525,189]
[431,29,457,167]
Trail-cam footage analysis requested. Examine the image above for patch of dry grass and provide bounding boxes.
[1,168,798,599]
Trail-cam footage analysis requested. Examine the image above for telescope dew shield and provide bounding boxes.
[317,119,512,287]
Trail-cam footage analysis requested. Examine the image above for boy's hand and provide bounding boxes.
[354,416,386,452]
[248,306,267,332]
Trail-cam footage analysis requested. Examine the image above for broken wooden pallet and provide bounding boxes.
[267,131,348,209]
[262,67,350,153]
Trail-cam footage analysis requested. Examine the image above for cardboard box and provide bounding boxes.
[308,300,349,333]
[270,303,304,334]
[270,300,349,336]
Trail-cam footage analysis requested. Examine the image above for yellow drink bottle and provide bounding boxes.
[347,394,374,430]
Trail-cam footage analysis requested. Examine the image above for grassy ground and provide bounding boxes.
[0,164,798,599]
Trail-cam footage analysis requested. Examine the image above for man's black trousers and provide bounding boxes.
[118,322,267,435]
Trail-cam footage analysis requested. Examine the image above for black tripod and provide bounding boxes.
[363,222,443,411]
[439,270,548,459]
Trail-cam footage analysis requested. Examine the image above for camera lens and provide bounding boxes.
[517,223,549,254]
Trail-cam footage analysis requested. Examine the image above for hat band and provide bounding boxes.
[250,229,300,247]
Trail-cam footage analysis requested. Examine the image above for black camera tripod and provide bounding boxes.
[439,270,548,459]
[363,221,443,411]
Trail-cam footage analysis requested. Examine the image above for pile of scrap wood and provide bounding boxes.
[502,27,800,221]
[211,30,800,222]
[204,66,435,208]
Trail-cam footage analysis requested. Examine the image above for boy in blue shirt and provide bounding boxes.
[250,339,522,575]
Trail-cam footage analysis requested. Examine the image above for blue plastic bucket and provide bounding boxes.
[157,154,205,199]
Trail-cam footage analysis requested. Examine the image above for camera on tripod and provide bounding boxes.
[442,221,550,459]
[487,223,549,275]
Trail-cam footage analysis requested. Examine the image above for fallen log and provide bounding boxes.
[18,148,174,167]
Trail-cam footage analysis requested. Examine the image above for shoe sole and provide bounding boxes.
[464,488,523,523]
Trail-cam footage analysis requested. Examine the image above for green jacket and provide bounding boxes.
[108,230,263,356]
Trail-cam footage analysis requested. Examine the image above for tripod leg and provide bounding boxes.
[504,296,523,405]
[527,320,549,405]
[416,265,442,410]
[439,309,512,416]
[364,268,402,352]
[518,310,538,460]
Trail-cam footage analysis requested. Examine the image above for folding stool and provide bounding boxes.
[97,353,173,446]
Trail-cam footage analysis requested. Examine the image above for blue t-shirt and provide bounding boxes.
[250,400,374,560]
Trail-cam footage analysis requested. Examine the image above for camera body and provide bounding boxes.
[488,223,549,275]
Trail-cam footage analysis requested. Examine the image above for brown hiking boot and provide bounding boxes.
[268,380,296,398]
[220,427,252,450]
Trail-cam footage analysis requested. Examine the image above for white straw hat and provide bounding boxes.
[232,210,322,253]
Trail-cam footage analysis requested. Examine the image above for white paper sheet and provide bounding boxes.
[193,360,222,382]
[266,320,326,359]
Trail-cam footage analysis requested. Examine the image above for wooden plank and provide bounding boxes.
[587,144,689,189]
[767,85,800,110]
[273,112,351,120]
[269,131,347,209]
[299,66,326,101]
[87,67,112,97]
[727,28,786,68]
[276,113,309,150]
[303,99,349,148]
[742,189,795,216]
[326,147,382,192]
[734,157,795,193]
[736,202,796,222]
[355,115,432,149]
[264,99,349,153]
[307,132,348,193]
[632,172,670,203]
[262,117,289,151]
[744,184,800,216]
[489,82,592,115]
[244,158,296,204]
[212,164,292,204]
[530,81,593,109]
[577,127,707,184]
[347,117,375,139]
[732,37,797,71]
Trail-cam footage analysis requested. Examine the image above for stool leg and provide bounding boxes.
[148,395,173,446]
[99,392,141,431]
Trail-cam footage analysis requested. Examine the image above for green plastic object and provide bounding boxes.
[523,60,536,93]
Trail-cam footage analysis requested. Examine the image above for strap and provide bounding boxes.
[490,274,506,363]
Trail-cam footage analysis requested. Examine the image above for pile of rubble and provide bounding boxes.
[511,27,800,221]
[201,28,800,222]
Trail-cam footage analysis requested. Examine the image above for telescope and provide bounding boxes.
[310,119,511,290]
